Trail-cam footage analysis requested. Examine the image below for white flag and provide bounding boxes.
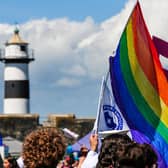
[62,128,79,139]
[93,76,130,137]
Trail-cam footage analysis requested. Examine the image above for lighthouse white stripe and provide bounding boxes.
[4,64,28,80]
[5,45,27,58]
[4,99,29,114]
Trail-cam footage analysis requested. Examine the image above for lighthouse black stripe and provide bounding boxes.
[5,80,29,98]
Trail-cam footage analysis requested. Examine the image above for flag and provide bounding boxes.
[153,36,168,58]
[109,2,168,168]
[153,36,168,79]
[93,76,130,138]
[62,128,79,139]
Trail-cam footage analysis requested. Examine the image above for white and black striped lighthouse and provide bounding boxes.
[0,28,34,114]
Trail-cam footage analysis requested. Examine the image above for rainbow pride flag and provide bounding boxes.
[109,2,168,167]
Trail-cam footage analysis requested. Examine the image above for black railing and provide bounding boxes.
[0,49,35,63]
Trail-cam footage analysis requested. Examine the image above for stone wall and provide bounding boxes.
[0,114,39,140]
[45,114,95,139]
[0,113,95,143]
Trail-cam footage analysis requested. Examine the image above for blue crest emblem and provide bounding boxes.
[103,105,123,130]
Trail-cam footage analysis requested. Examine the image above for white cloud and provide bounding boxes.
[160,55,168,70]
[61,64,86,76]
[0,0,168,85]
[55,77,81,87]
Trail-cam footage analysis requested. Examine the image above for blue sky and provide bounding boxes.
[0,0,127,23]
[0,0,167,123]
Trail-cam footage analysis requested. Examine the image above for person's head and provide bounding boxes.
[22,127,66,168]
[140,143,158,168]
[79,146,88,157]
[119,143,146,168]
[64,154,75,166]
[118,143,158,168]
[3,155,19,168]
[96,133,132,168]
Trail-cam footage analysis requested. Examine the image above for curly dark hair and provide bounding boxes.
[22,127,66,168]
[118,143,158,168]
[139,143,158,168]
[119,143,146,168]
[96,133,132,168]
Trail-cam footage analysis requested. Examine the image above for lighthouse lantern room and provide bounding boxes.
[0,28,34,114]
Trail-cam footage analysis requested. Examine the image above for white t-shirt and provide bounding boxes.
[81,151,98,168]
[17,156,24,168]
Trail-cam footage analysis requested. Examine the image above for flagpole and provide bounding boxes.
[93,76,105,134]
[94,70,110,133]
[104,70,110,83]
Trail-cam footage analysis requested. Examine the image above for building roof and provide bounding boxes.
[7,28,28,45]
[3,136,22,156]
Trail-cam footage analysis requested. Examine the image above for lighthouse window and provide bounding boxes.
[20,45,26,52]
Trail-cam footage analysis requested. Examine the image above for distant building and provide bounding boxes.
[3,136,22,157]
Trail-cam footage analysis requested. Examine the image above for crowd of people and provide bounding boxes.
[80,133,158,168]
[0,127,158,168]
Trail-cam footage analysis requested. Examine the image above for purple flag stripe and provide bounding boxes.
[153,36,168,58]
[152,36,168,80]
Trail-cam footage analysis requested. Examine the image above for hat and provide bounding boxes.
[66,145,73,154]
